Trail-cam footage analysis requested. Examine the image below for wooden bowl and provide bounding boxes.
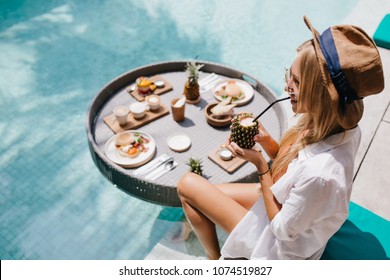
[205,103,233,127]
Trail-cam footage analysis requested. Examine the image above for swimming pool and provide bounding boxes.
[0,0,358,259]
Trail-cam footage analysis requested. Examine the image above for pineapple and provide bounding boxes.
[184,61,204,102]
[230,113,259,149]
[186,157,203,176]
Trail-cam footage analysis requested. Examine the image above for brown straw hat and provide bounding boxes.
[303,16,385,129]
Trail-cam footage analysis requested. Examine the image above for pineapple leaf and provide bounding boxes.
[186,157,203,176]
[185,61,204,84]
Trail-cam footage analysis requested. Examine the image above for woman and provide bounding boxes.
[177,16,384,259]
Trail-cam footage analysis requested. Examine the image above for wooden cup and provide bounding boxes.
[171,97,186,122]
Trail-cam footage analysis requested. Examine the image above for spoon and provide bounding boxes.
[149,159,177,180]
[134,155,172,177]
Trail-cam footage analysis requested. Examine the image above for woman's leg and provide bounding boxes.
[177,172,260,259]
[216,182,261,211]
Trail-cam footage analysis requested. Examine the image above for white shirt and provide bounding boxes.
[221,126,361,259]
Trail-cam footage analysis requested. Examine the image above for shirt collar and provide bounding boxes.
[298,126,360,161]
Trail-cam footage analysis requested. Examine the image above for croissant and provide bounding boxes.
[211,102,236,116]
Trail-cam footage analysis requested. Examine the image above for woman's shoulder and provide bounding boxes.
[292,154,353,195]
[297,127,361,176]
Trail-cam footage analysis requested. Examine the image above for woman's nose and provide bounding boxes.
[285,82,294,93]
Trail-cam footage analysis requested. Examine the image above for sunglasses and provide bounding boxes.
[284,67,300,89]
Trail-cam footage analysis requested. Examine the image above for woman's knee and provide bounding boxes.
[177,172,203,200]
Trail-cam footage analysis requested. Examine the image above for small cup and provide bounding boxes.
[154,80,165,88]
[219,147,233,161]
[171,97,186,122]
[113,105,130,126]
[145,95,161,111]
[130,102,149,119]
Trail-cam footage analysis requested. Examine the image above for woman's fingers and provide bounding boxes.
[230,142,244,156]
[225,141,241,158]
[254,122,272,145]
[224,138,234,155]
[253,134,262,142]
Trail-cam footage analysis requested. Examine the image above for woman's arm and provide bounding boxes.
[258,170,282,221]
[254,122,280,160]
[226,142,282,221]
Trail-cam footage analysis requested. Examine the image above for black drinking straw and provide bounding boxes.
[253,96,291,122]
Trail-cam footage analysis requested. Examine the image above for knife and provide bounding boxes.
[148,159,178,181]
[133,154,171,177]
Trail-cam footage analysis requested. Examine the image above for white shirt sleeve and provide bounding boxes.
[270,176,343,241]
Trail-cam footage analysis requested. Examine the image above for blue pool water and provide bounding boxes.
[0,0,357,259]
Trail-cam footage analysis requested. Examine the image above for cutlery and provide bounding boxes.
[133,154,171,177]
[149,159,177,181]
[144,158,174,180]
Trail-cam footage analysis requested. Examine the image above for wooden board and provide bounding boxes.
[208,146,248,174]
[104,104,169,134]
[208,144,261,174]
[127,75,173,101]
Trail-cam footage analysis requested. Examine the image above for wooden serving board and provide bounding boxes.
[127,75,173,101]
[208,144,261,174]
[104,104,169,134]
[208,146,248,174]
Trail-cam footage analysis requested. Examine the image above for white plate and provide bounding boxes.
[105,130,156,168]
[167,133,191,152]
[213,79,254,106]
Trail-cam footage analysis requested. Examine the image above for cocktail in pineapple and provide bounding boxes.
[230,112,259,149]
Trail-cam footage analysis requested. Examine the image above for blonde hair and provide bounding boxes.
[271,40,344,181]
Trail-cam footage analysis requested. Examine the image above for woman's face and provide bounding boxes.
[286,54,305,113]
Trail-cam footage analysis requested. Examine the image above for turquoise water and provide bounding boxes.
[0,0,357,259]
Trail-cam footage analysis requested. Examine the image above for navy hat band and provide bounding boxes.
[318,28,361,110]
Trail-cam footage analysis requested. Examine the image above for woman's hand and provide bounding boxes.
[226,136,281,221]
[253,122,271,143]
[225,140,269,174]
[253,122,280,160]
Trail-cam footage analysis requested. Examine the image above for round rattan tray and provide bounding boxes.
[86,60,287,207]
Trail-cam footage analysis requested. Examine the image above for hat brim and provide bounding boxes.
[303,16,363,129]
